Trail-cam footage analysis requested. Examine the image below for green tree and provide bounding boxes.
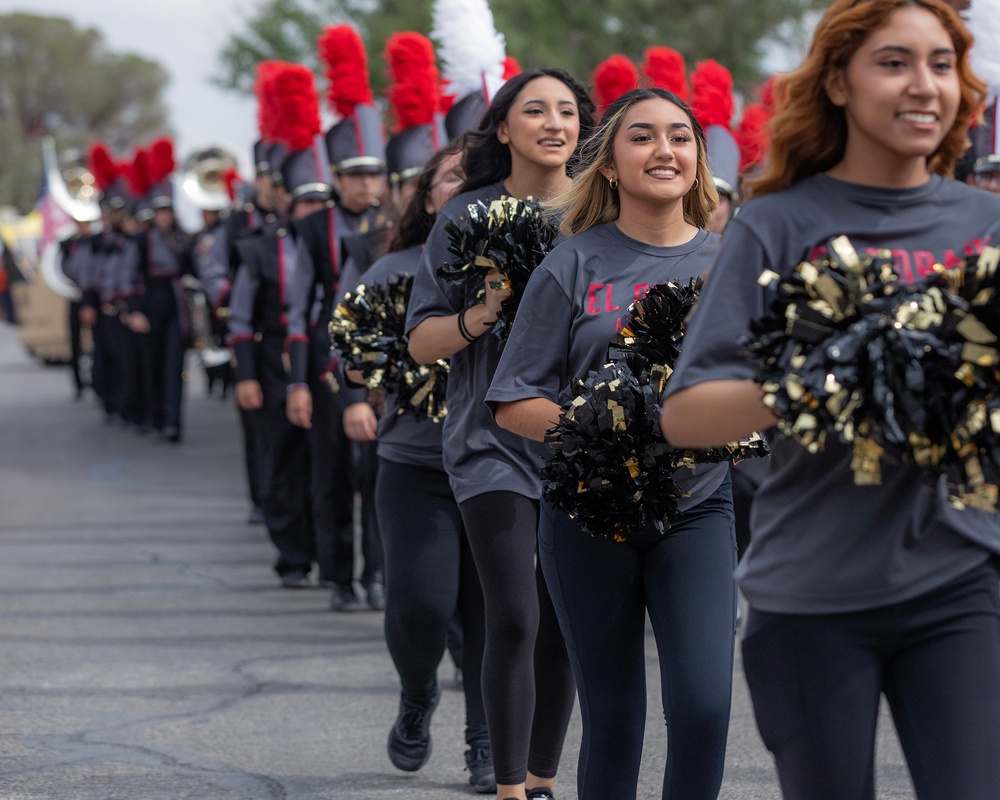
[214,0,822,103]
[0,13,169,213]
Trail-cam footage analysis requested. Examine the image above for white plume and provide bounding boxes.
[967,0,1000,100]
[432,0,507,101]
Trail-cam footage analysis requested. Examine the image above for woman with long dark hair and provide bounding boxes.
[661,2,1000,797]
[406,68,595,800]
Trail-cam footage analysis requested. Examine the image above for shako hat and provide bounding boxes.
[270,62,331,202]
[383,32,447,185]
[690,59,739,199]
[318,25,386,175]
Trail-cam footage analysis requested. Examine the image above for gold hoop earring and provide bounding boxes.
[609,178,618,190]
[691,178,700,189]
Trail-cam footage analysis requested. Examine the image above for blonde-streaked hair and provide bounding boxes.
[548,88,719,235]
[749,0,984,198]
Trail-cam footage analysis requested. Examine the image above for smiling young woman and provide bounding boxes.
[487,88,733,800]
[660,1,1000,798]
[823,4,962,188]
[406,68,595,800]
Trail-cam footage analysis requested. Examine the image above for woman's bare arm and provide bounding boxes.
[660,379,777,448]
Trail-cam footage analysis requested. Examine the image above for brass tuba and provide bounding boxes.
[42,136,102,223]
[179,146,239,211]
[39,137,101,300]
[179,146,239,368]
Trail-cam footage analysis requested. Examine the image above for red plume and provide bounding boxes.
[222,167,242,201]
[690,59,734,129]
[88,142,118,191]
[270,63,321,151]
[759,75,779,117]
[254,60,284,141]
[149,137,175,183]
[735,104,770,174]
[125,148,153,197]
[318,25,373,117]
[592,55,638,115]
[384,32,440,133]
[643,47,688,100]
[502,56,521,81]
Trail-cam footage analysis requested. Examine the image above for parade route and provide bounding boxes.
[0,322,916,799]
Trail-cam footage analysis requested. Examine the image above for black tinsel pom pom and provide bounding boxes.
[437,196,558,343]
[541,361,679,542]
[541,280,768,542]
[608,278,703,371]
[609,279,770,467]
[329,274,449,422]
[743,236,1000,510]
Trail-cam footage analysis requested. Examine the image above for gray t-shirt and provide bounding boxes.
[340,246,445,471]
[487,221,729,513]
[665,173,1000,614]
[406,181,548,503]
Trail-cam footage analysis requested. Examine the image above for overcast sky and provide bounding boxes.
[1,0,262,174]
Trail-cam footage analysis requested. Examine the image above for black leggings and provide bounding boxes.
[377,458,487,745]
[540,482,736,800]
[460,491,576,785]
[742,558,1000,800]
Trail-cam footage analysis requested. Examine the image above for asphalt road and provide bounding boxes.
[0,321,916,799]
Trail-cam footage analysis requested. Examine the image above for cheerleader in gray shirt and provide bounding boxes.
[488,88,735,800]
[662,1,1000,798]
[406,69,595,800]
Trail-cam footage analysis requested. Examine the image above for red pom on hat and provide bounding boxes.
[254,61,284,141]
[735,103,770,174]
[502,56,521,81]
[88,142,118,191]
[759,75,779,117]
[125,148,153,198]
[384,32,441,132]
[643,47,688,101]
[593,54,639,115]
[690,59,734,129]
[149,137,175,183]
[270,63,321,151]
[318,25,374,117]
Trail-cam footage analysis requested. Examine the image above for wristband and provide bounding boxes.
[457,307,477,343]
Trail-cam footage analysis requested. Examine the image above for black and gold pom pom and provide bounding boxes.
[542,361,680,542]
[437,196,558,343]
[542,280,769,542]
[329,274,449,422]
[744,236,1000,511]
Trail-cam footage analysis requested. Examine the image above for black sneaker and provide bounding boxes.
[329,583,363,612]
[387,687,441,771]
[464,741,496,794]
[526,789,556,800]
